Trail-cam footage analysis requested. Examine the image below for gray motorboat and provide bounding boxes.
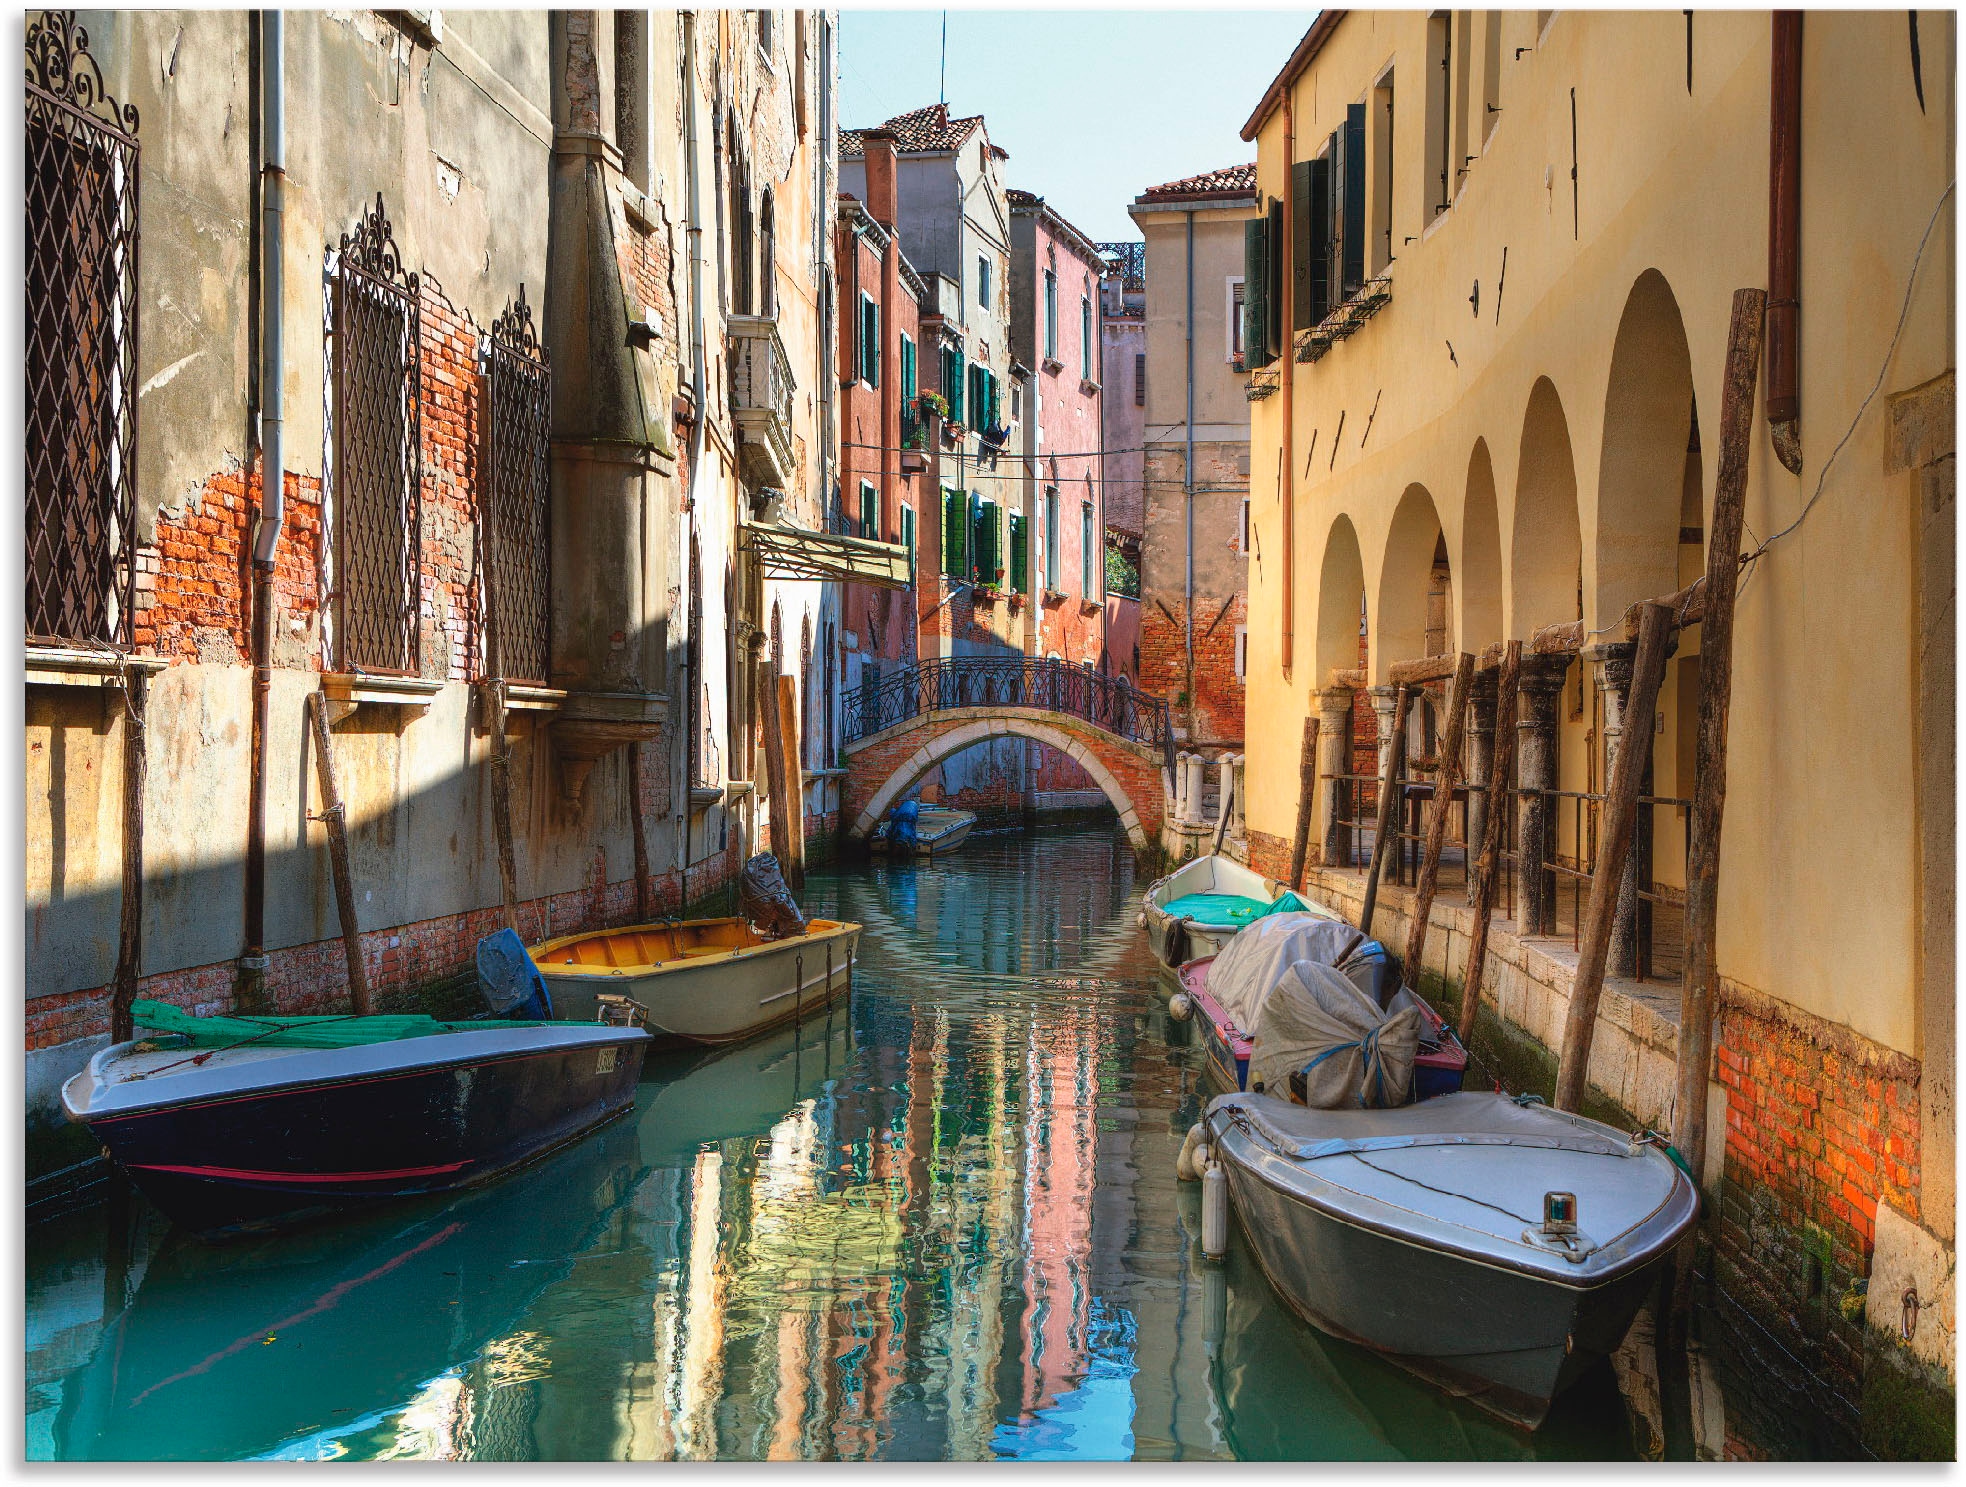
[1203,1089,1698,1429]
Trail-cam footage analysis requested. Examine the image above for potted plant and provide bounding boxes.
[915,389,949,421]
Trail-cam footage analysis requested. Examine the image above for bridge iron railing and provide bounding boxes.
[844,656,1176,779]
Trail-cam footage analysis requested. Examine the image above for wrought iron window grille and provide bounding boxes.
[330,194,423,676]
[26,10,140,652]
[480,286,552,686]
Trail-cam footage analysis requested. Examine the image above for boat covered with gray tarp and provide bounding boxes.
[1204,1089,1698,1428]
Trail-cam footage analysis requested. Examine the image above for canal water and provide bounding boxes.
[28,824,1783,1461]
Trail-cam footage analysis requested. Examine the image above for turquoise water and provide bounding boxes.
[29,826,1655,1461]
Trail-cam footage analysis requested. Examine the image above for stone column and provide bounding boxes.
[1464,669,1498,861]
[1368,685,1399,779]
[1317,689,1355,867]
[1588,641,1641,977]
[1514,655,1569,935]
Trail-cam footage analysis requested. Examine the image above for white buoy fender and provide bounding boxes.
[1175,1123,1206,1182]
[1137,911,1148,930]
[1168,992,1193,1022]
[1201,1161,1229,1260]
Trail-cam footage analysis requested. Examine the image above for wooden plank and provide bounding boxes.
[306,691,373,1015]
[1404,653,1475,981]
[1553,602,1674,1111]
[759,660,796,890]
[1530,618,1585,656]
[776,674,807,896]
[1459,640,1521,1045]
[1358,684,1412,939]
[1211,759,1237,855]
[1288,714,1322,889]
[1388,654,1458,687]
[483,680,521,936]
[1674,288,1767,1188]
[110,670,149,1045]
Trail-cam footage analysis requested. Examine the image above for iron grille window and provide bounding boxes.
[331,195,422,675]
[25,12,139,649]
[482,287,552,685]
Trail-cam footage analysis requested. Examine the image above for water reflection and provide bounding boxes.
[30,826,1667,1461]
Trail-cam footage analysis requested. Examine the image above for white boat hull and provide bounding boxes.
[1141,854,1332,967]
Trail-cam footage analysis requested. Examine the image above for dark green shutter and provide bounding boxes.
[943,489,967,578]
[971,499,996,583]
[946,346,965,423]
[901,336,916,399]
[1266,199,1284,356]
[860,483,878,538]
[1009,513,1028,593]
[1242,217,1272,369]
[1342,103,1366,298]
[1306,156,1331,323]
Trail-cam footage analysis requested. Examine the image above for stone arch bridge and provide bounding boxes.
[841,658,1175,853]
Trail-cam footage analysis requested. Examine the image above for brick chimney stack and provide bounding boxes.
[861,128,899,232]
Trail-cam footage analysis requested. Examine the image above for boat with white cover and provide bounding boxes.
[1141,853,1338,967]
[1203,1089,1698,1428]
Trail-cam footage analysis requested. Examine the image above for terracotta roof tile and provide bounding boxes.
[842,103,985,157]
[1140,162,1258,200]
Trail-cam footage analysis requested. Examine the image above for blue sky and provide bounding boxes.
[838,9,1317,243]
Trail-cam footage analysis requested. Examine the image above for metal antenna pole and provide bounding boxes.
[939,12,948,106]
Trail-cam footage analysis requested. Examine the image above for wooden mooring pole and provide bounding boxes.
[110,670,150,1044]
[1458,640,1521,1045]
[483,680,522,935]
[1674,288,1767,1193]
[628,741,653,923]
[307,691,373,1015]
[1404,653,1474,984]
[1358,685,1412,940]
[776,674,806,897]
[1288,714,1321,890]
[759,659,795,880]
[1553,602,1675,1111]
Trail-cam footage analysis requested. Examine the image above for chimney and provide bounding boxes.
[861,127,899,232]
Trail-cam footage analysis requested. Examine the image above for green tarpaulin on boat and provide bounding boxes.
[130,998,588,1049]
[1161,889,1318,929]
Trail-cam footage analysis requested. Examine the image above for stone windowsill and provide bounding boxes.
[321,672,444,708]
[502,684,567,712]
[26,647,169,688]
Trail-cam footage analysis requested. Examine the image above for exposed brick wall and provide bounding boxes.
[1139,592,1246,747]
[415,291,483,682]
[1712,986,1923,1397]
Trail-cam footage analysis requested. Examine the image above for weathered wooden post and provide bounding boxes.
[110,669,150,1044]
[1404,653,1475,985]
[777,673,807,896]
[482,679,522,935]
[1458,641,1522,1044]
[306,691,373,1015]
[1359,685,1412,940]
[1553,601,1674,1111]
[1288,714,1322,889]
[1674,288,1767,1190]
[627,740,652,922]
[760,660,796,885]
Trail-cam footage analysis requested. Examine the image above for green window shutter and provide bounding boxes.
[1242,218,1273,369]
[1291,159,1315,331]
[986,370,1001,429]
[1009,513,1028,593]
[946,346,965,423]
[860,482,878,539]
[1306,156,1332,324]
[971,499,997,584]
[901,336,916,399]
[869,301,882,387]
[901,507,916,574]
[1342,103,1367,298]
[1266,199,1285,355]
[942,489,967,578]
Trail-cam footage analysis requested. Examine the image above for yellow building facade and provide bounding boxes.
[1238,11,1953,1445]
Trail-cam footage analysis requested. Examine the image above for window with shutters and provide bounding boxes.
[1080,501,1095,597]
[900,506,916,573]
[1134,352,1146,406]
[858,292,879,386]
[899,331,917,444]
[1043,270,1059,363]
[1426,14,1452,219]
[1241,217,1273,369]
[1227,277,1246,363]
[1328,105,1367,303]
[1043,487,1060,591]
[943,344,965,422]
[968,365,984,428]
[1080,291,1093,380]
[25,12,140,649]
[758,188,776,316]
[977,255,991,309]
[971,497,999,584]
[331,195,423,675]
[1371,70,1396,275]
[1234,624,1248,681]
[1292,155,1330,329]
[1008,512,1028,593]
[942,488,968,578]
[483,288,552,684]
[859,480,879,540]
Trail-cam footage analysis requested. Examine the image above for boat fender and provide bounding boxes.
[1168,991,1193,1022]
[1175,1123,1207,1181]
[1201,1161,1230,1261]
[1137,910,1148,930]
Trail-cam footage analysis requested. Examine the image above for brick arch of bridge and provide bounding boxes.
[842,709,1166,851]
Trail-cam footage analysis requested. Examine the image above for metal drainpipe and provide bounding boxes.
[679,10,709,910]
[1766,10,1803,473]
[244,9,284,972]
[1183,209,1196,740]
[1280,89,1295,675]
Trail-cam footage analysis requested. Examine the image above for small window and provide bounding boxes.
[1043,488,1060,591]
[1240,498,1251,553]
[859,480,879,540]
[858,292,880,387]
[899,332,916,398]
[1228,278,1246,362]
[943,344,964,422]
[1009,512,1028,593]
[977,255,991,309]
[1080,294,1093,379]
[1081,501,1096,596]
[1043,271,1058,361]
[1134,352,1146,407]
[756,9,772,57]
[942,488,968,578]
[1234,625,1248,681]
[901,505,917,570]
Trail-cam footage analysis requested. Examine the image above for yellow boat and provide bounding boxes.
[529,917,861,1047]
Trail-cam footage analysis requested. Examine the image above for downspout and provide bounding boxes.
[245,9,284,972]
[1766,11,1803,474]
[1183,209,1196,739]
[1280,90,1296,675]
[679,10,709,909]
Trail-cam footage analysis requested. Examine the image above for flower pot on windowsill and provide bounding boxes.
[943,421,967,444]
[1006,591,1026,611]
[973,586,1002,607]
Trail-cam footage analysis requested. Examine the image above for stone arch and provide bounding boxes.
[1314,514,1367,685]
[1596,269,1696,623]
[1459,439,1505,652]
[1510,377,1582,637]
[848,718,1153,851]
[1374,483,1449,678]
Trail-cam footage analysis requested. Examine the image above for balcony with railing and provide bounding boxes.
[728,313,795,487]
